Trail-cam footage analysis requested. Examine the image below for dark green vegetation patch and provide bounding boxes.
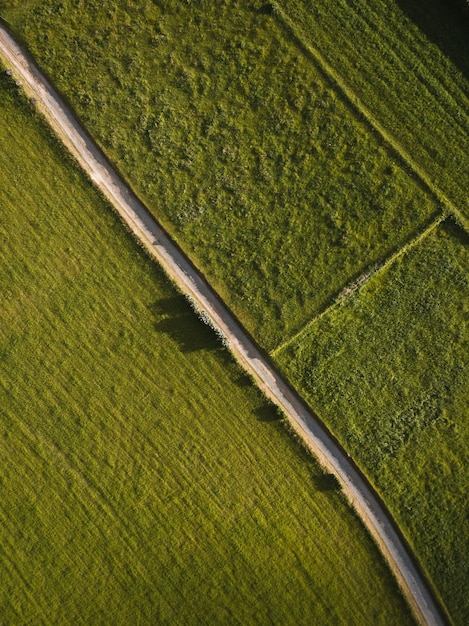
[277,221,469,624]
[0,70,414,624]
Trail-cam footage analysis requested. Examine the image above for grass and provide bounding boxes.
[0,71,415,623]
[275,220,469,625]
[277,0,469,215]
[1,0,442,349]
[1,1,466,621]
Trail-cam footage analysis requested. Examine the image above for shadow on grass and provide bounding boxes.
[313,473,342,492]
[152,295,222,353]
[233,373,254,388]
[442,217,469,245]
[256,3,276,16]
[396,0,469,79]
[254,404,283,422]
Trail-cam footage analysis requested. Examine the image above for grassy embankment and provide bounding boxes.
[278,0,469,219]
[0,69,415,623]
[276,220,469,624]
[1,0,441,349]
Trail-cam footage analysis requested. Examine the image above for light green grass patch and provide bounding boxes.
[0,71,414,624]
[276,220,469,624]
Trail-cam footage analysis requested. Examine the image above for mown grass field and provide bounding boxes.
[0,71,416,623]
[276,220,469,624]
[1,0,442,349]
[278,0,469,215]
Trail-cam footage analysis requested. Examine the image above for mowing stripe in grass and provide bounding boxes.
[271,211,446,358]
[318,0,468,139]
[270,2,468,231]
[0,532,50,624]
[275,0,469,215]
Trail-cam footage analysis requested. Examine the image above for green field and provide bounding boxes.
[278,0,469,215]
[1,0,442,348]
[276,220,469,624]
[2,0,468,622]
[0,71,415,623]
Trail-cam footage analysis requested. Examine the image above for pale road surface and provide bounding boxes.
[0,24,446,626]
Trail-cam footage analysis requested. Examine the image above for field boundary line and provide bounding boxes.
[272,2,468,232]
[271,212,446,358]
[0,23,447,626]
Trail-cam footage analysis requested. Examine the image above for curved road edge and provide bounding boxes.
[0,23,447,626]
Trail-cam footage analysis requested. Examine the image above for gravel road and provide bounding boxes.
[0,22,446,626]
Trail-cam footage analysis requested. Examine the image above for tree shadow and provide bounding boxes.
[396,0,469,79]
[313,473,342,492]
[257,3,277,16]
[153,295,188,317]
[441,217,469,246]
[233,373,254,388]
[254,404,283,422]
[152,296,222,353]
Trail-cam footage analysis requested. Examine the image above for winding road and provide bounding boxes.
[0,23,446,626]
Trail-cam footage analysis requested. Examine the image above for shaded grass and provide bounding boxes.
[0,71,415,623]
[276,220,469,624]
[1,0,440,348]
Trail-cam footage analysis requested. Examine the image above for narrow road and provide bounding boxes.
[0,24,446,626]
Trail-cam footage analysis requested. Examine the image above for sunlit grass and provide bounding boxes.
[1,0,467,621]
[278,0,469,213]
